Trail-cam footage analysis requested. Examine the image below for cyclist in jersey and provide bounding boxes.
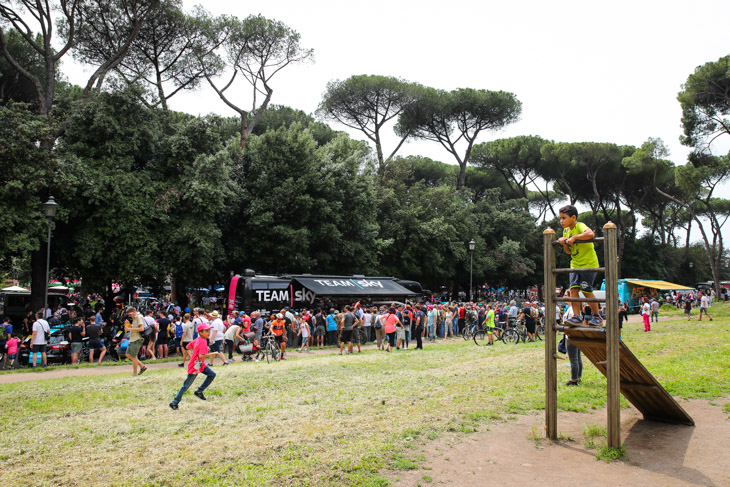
[270,314,288,359]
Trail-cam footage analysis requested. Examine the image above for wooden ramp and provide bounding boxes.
[562,325,694,426]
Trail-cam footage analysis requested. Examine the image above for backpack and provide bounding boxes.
[530,307,539,319]
[0,325,7,341]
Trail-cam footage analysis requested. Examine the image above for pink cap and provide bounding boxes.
[197,323,212,332]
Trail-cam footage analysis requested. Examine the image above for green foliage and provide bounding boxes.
[397,87,522,189]
[678,55,730,150]
[252,104,339,146]
[0,104,56,268]
[318,74,422,171]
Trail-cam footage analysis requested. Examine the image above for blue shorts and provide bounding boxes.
[88,340,106,350]
[569,271,597,293]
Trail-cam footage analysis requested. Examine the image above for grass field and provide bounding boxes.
[1,304,728,486]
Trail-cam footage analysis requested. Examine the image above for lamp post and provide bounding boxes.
[43,197,59,316]
[469,239,476,302]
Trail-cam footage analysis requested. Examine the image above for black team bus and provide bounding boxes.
[226,270,421,316]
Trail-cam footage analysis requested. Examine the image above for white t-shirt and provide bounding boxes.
[701,295,710,309]
[32,319,50,345]
[144,315,156,330]
[363,313,372,327]
[642,303,650,315]
[224,324,240,341]
[300,321,309,338]
[182,321,195,342]
[211,318,225,342]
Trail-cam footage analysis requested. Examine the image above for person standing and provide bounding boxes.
[698,292,714,321]
[426,306,437,342]
[169,323,217,410]
[380,307,400,353]
[641,297,651,332]
[297,318,310,352]
[484,304,496,345]
[326,309,338,347]
[339,306,359,355]
[413,304,425,350]
[179,313,194,367]
[155,311,171,359]
[124,307,148,376]
[557,204,602,325]
[143,310,158,360]
[223,315,241,362]
[362,308,373,343]
[457,304,466,336]
[85,317,107,364]
[444,306,453,339]
[374,308,386,350]
[650,299,660,323]
[270,313,288,359]
[208,311,229,365]
[30,311,50,368]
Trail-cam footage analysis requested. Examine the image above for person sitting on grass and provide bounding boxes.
[557,204,603,326]
[169,323,217,410]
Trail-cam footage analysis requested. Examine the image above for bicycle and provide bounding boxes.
[258,331,281,363]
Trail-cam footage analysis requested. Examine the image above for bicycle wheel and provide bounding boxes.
[473,329,487,346]
[462,327,472,340]
[265,341,274,364]
[504,328,520,344]
[272,344,281,362]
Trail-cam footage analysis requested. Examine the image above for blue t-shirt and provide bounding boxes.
[326,314,337,331]
[0,324,11,343]
[95,312,103,326]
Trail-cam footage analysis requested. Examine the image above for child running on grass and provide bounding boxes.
[169,323,217,410]
[557,205,603,326]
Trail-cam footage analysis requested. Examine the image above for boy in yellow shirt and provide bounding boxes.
[557,205,602,326]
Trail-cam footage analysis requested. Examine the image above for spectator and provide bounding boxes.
[208,311,229,366]
[4,334,19,369]
[413,305,426,350]
[380,307,400,353]
[326,309,338,346]
[650,299,660,323]
[339,306,359,355]
[297,317,310,353]
[223,315,241,362]
[1,316,12,369]
[124,307,148,376]
[30,311,50,368]
[85,317,107,364]
[698,292,713,321]
[179,313,194,368]
[641,297,651,332]
[156,311,171,359]
[684,298,692,321]
[143,310,158,360]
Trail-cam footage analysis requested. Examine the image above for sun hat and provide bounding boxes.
[197,322,212,332]
[210,310,220,318]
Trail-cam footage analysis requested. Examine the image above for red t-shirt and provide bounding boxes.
[382,313,398,334]
[187,336,209,375]
[459,307,466,319]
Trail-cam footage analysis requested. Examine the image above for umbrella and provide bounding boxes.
[1,285,30,293]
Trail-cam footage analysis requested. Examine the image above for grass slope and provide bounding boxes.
[1,304,728,486]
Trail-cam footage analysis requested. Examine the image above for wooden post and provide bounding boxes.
[603,222,621,448]
[543,227,557,440]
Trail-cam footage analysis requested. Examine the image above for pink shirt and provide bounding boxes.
[187,336,209,375]
[382,313,398,334]
[6,337,19,355]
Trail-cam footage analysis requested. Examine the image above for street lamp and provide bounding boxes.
[43,196,59,316]
[469,239,476,302]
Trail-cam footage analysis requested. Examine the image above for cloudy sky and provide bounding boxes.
[64,0,730,240]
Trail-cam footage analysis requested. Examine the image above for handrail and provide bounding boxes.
[554,296,606,303]
[552,267,605,274]
[551,237,604,246]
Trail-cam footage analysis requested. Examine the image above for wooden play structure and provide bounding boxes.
[543,222,694,448]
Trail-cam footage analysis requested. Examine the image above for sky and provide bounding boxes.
[63,0,730,239]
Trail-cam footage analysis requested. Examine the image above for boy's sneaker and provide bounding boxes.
[566,380,580,386]
[169,402,179,410]
[566,317,583,325]
[178,363,185,367]
[589,316,603,326]
[194,391,206,401]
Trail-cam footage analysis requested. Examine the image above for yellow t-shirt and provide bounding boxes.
[563,222,599,269]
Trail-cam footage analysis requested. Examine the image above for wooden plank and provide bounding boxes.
[620,382,660,392]
[604,222,621,449]
[543,227,558,441]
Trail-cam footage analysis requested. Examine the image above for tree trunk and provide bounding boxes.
[240,114,247,151]
[30,248,46,313]
[457,162,467,191]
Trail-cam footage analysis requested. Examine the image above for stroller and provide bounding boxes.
[238,332,260,361]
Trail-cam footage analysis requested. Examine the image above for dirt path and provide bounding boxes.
[394,399,729,487]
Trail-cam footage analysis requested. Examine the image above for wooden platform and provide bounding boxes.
[560,325,694,426]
